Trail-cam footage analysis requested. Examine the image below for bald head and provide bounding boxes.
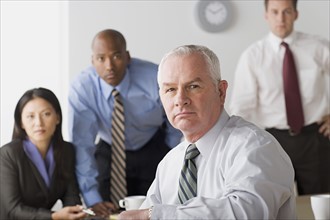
[91,29,127,51]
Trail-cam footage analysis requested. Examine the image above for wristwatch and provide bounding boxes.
[148,206,153,220]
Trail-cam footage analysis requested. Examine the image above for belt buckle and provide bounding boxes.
[288,129,298,136]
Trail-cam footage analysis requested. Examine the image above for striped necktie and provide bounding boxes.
[178,144,200,204]
[281,42,304,134]
[110,89,127,208]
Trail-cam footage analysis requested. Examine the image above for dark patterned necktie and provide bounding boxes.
[110,89,127,208]
[281,42,304,134]
[178,144,200,204]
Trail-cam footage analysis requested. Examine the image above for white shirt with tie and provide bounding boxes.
[141,110,296,219]
[229,31,329,129]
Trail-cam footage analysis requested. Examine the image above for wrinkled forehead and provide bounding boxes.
[158,53,209,85]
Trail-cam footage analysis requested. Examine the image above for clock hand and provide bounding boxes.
[208,8,219,13]
[207,7,224,14]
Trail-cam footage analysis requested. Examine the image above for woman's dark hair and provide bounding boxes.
[12,87,63,142]
[12,87,68,181]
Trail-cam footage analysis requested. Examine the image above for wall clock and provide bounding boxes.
[195,0,233,33]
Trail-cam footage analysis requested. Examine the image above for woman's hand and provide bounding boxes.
[51,205,88,220]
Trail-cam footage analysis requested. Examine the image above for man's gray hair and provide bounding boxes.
[158,45,222,86]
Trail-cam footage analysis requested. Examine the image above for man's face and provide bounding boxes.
[158,53,228,142]
[265,0,298,39]
[92,36,130,86]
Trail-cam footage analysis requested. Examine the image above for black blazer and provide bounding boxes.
[0,139,82,220]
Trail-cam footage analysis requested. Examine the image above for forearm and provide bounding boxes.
[118,209,150,220]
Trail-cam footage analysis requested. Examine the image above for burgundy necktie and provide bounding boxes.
[281,42,304,134]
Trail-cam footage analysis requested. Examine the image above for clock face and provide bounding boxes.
[205,1,228,25]
[195,0,233,33]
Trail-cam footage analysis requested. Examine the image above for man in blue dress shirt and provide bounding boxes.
[68,29,182,217]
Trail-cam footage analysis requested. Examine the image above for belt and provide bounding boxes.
[267,123,319,136]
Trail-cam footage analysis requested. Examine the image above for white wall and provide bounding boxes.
[68,0,329,108]
[0,1,69,146]
[1,0,329,146]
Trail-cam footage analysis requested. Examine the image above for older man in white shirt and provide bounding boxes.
[118,45,296,220]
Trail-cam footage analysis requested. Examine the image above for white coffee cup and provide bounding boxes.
[310,194,330,220]
[119,195,146,210]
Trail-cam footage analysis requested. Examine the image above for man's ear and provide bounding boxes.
[264,11,268,21]
[126,51,131,63]
[218,80,228,103]
[294,10,299,21]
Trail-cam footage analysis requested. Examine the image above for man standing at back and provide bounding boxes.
[68,29,182,217]
[230,0,329,195]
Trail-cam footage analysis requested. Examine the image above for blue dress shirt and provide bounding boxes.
[23,139,55,188]
[68,58,182,206]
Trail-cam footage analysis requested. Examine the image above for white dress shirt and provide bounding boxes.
[229,31,330,129]
[141,110,296,219]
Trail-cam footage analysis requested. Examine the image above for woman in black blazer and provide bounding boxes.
[0,88,88,220]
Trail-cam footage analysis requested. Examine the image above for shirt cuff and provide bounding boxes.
[151,204,177,219]
[82,188,103,207]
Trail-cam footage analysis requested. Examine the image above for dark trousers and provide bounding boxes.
[94,129,170,202]
[267,123,330,195]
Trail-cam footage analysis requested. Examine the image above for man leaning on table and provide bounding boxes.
[118,45,296,220]
[68,29,182,217]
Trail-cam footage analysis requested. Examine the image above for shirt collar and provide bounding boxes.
[23,139,55,188]
[187,110,230,161]
[98,67,131,100]
[268,31,297,52]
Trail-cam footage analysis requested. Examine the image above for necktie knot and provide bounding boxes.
[112,89,120,98]
[112,89,124,114]
[281,41,289,49]
[185,144,200,160]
